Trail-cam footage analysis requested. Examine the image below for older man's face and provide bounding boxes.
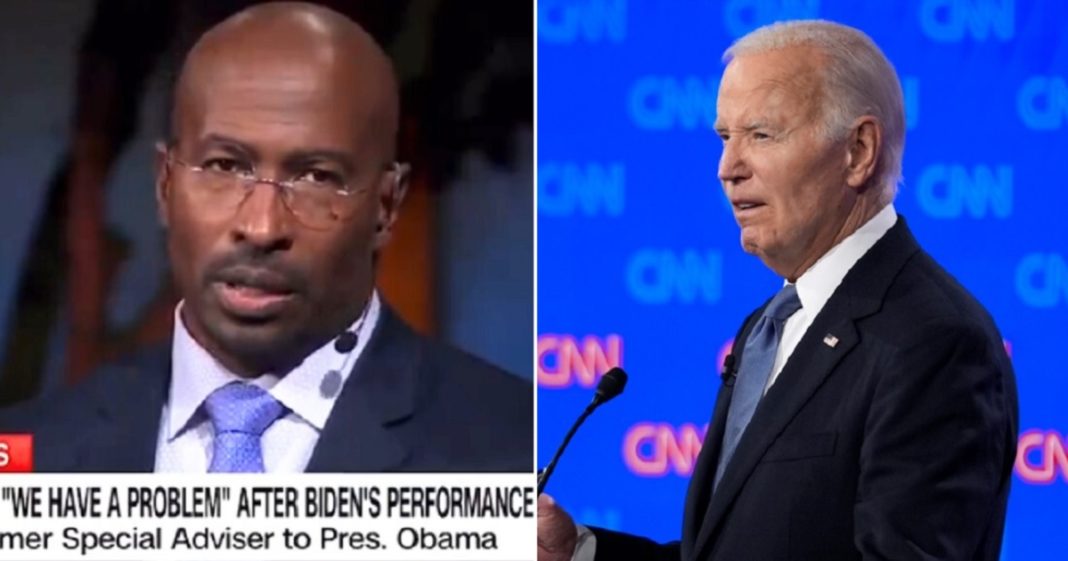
[715,47,853,279]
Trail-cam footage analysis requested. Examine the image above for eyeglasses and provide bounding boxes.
[164,150,410,230]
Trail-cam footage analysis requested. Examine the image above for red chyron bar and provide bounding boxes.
[0,434,33,472]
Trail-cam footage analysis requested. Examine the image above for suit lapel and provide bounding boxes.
[690,218,921,559]
[76,349,170,472]
[59,305,423,473]
[691,315,860,556]
[305,306,418,472]
[681,311,760,559]
[681,375,734,557]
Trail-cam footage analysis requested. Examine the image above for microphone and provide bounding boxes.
[537,367,628,495]
[334,331,358,353]
[721,354,737,386]
[334,299,372,354]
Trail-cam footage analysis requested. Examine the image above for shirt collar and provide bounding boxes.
[790,204,898,316]
[164,291,382,441]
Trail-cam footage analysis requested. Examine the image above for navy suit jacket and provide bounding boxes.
[0,305,533,472]
[592,219,1018,561]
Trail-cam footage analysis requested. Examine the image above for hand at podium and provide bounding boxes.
[538,494,578,561]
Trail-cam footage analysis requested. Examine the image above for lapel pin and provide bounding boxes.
[823,334,839,348]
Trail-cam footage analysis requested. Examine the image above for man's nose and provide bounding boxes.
[718,141,751,187]
[229,182,295,252]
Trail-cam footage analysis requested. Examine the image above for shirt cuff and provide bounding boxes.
[572,523,597,561]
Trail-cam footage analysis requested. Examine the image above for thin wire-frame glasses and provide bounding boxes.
[164,149,410,229]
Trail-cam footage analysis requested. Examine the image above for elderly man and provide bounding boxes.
[0,2,531,473]
[539,20,1016,561]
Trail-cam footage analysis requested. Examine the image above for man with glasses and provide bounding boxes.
[1,2,531,473]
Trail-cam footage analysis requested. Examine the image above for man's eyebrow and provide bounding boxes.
[199,134,260,159]
[283,149,357,174]
[195,136,355,172]
[714,121,772,133]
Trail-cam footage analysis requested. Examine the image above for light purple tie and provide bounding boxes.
[203,383,286,473]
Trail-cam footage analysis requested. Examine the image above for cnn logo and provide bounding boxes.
[0,434,33,472]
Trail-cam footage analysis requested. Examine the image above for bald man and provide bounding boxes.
[0,2,532,473]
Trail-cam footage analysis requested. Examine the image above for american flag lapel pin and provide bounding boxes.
[823,334,839,348]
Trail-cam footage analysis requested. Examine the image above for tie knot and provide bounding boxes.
[203,383,285,437]
[764,284,802,321]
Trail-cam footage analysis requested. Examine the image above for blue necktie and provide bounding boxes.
[714,284,802,489]
[203,382,286,473]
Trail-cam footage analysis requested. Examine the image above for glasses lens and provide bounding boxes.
[286,180,363,229]
[178,166,248,211]
[173,157,373,229]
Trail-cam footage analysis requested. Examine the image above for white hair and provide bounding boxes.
[724,20,905,201]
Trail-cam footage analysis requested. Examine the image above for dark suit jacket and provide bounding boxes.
[0,305,533,472]
[592,219,1018,561]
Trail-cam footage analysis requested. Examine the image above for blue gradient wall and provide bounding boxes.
[536,1,1066,558]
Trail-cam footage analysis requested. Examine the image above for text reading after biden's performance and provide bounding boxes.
[0,475,535,561]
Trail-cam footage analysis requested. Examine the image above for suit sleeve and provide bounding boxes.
[588,527,680,561]
[854,319,1015,560]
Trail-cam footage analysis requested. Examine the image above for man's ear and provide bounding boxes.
[845,116,881,190]
[154,142,171,228]
[372,162,411,251]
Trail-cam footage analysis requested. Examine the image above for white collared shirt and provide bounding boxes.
[766,204,898,392]
[571,204,899,561]
[154,292,381,473]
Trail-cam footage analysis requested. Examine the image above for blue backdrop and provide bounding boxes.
[536,1,1067,559]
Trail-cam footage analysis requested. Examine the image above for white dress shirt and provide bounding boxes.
[570,205,898,560]
[154,292,381,473]
[765,203,898,391]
